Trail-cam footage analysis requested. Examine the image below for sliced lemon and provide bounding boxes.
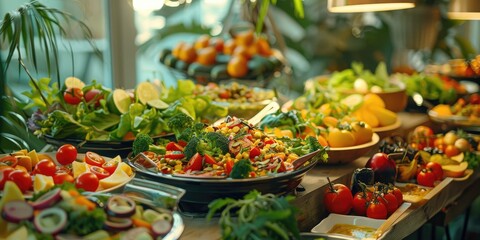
[136,82,160,105]
[64,76,85,89]
[119,162,133,176]
[99,166,130,189]
[72,161,89,178]
[33,174,54,193]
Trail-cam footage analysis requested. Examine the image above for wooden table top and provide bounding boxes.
[179,112,479,239]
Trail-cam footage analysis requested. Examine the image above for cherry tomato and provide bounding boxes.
[89,165,110,180]
[276,160,287,173]
[381,193,399,215]
[53,172,75,185]
[75,172,99,192]
[164,151,185,160]
[204,154,217,165]
[0,156,18,168]
[55,166,72,176]
[56,144,78,165]
[165,142,184,152]
[102,161,118,175]
[8,170,32,193]
[417,169,436,187]
[249,147,261,160]
[218,91,231,99]
[84,89,103,107]
[0,167,15,190]
[63,87,83,105]
[426,162,443,181]
[412,126,435,148]
[84,151,105,167]
[367,200,388,219]
[391,187,403,204]
[33,159,57,176]
[184,153,203,172]
[225,159,234,176]
[352,192,370,216]
[324,180,353,215]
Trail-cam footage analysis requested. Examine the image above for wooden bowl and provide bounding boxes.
[325,133,380,164]
[375,88,408,112]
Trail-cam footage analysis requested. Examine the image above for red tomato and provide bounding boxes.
[381,193,399,215]
[0,156,18,168]
[412,126,435,149]
[324,181,353,215]
[352,192,370,216]
[63,87,83,105]
[367,200,388,219]
[177,140,188,147]
[184,153,203,172]
[444,145,460,158]
[249,147,261,160]
[225,159,234,176]
[166,142,184,151]
[53,172,74,185]
[55,166,72,175]
[204,154,217,165]
[56,144,78,165]
[102,161,118,175]
[75,172,99,192]
[84,151,105,167]
[0,167,15,190]
[8,170,32,193]
[218,91,231,99]
[164,151,185,160]
[392,187,403,204]
[89,166,110,180]
[33,159,57,176]
[417,169,435,187]
[413,126,434,138]
[426,162,443,181]
[276,160,287,173]
[84,89,103,107]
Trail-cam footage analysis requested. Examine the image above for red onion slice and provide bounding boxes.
[105,195,136,218]
[34,207,67,235]
[103,217,133,231]
[151,219,172,237]
[29,188,62,210]
[2,200,34,223]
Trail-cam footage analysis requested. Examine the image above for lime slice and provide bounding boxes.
[341,94,364,110]
[136,82,160,105]
[108,89,132,114]
[147,99,169,109]
[64,76,85,89]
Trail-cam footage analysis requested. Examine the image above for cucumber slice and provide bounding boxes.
[108,89,132,114]
[341,94,364,110]
[147,99,169,110]
[64,77,85,89]
[136,82,160,105]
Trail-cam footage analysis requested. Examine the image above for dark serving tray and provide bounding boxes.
[125,150,322,215]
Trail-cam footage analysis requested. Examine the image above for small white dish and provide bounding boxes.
[311,213,385,237]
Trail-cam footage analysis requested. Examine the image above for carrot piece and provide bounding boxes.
[68,189,80,197]
[132,217,152,230]
[75,195,96,210]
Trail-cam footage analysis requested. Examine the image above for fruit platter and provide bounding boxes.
[0,145,135,197]
[428,93,480,127]
[0,179,184,239]
[125,116,327,213]
[158,31,284,84]
[26,77,229,157]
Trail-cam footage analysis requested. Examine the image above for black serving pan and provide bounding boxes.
[44,134,175,158]
[125,150,321,215]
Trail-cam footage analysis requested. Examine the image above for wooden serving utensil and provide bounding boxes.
[369,202,411,239]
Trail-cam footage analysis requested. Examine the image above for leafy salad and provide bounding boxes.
[26,78,228,141]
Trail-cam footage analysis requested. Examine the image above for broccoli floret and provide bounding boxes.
[183,132,229,160]
[230,159,252,179]
[289,136,322,156]
[167,112,194,138]
[258,110,305,135]
[177,122,205,143]
[132,133,153,156]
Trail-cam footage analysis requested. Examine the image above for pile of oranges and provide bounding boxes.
[171,30,274,79]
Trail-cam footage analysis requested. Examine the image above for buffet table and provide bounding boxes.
[180,112,480,239]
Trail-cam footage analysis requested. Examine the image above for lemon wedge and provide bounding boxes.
[33,174,54,193]
[72,161,89,178]
[99,166,131,189]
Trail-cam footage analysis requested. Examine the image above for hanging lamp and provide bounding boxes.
[328,0,415,13]
[448,0,480,20]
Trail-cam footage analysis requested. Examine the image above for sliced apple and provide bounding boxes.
[442,161,468,178]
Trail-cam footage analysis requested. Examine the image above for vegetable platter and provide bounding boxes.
[0,146,135,197]
[158,30,284,84]
[0,179,184,239]
[125,116,327,213]
[428,93,480,127]
[26,77,229,157]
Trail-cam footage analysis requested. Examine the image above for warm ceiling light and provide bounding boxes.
[328,0,415,13]
[448,0,480,20]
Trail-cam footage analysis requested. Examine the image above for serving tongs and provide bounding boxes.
[213,100,280,127]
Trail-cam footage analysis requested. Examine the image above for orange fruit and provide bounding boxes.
[257,37,273,56]
[194,34,210,50]
[223,39,237,55]
[209,37,224,52]
[178,43,197,63]
[233,45,251,60]
[197,46,217,66]
[235,30,255,46]
[172,41,185,58]
[227,56,248,78]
